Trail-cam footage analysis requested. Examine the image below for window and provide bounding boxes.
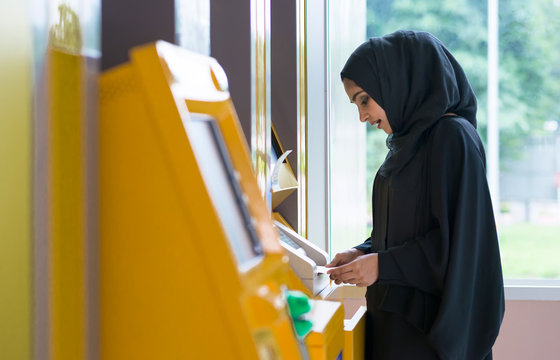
[328,0,369,257]
[327,0,560,281]
[175,0,210,55]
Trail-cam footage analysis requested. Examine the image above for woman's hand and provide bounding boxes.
[326,248,365,267]
[327,253,379,287]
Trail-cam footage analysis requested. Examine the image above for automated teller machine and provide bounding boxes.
[99,41,345,359]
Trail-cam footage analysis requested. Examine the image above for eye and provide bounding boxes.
[360,95,369,106]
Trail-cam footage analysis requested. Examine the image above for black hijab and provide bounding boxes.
[341,30,477,177]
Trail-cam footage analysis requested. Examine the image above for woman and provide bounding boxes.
[326,30,504,360]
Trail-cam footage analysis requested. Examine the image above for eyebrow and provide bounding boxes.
[351,90,366,103]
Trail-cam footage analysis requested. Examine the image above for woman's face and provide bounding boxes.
[343,78,392,134]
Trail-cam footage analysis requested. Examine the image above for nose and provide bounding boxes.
[359,110,368,123]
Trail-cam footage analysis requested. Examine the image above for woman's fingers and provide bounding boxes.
[327,254,379,287]
[327,249,363,267]
[327,263,352,282]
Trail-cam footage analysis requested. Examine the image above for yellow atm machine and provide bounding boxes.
[99,41,343,359]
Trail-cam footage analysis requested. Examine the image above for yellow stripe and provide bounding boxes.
[49,48,85,360]
[0,2,32,359]
[297,0,308,237]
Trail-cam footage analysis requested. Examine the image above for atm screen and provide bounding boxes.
[188,114,263,267]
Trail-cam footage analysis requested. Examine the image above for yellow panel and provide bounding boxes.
[99,54,261,360]
[305,300,345,360]
[48,48,86,360]
[0,2,32,359]
[343,306,366,360]
[131,44,274,358]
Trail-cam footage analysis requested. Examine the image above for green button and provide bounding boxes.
[293,318,313,338]
[286,290,311,318]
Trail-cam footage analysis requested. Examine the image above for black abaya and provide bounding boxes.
[341,31,505,360]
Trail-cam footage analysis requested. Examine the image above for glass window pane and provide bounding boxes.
[497,0,560,279]
[176,0,210,55]
[328,0,369,257]
[328,0,560,279]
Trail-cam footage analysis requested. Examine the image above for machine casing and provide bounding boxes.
[99,41,344,359]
